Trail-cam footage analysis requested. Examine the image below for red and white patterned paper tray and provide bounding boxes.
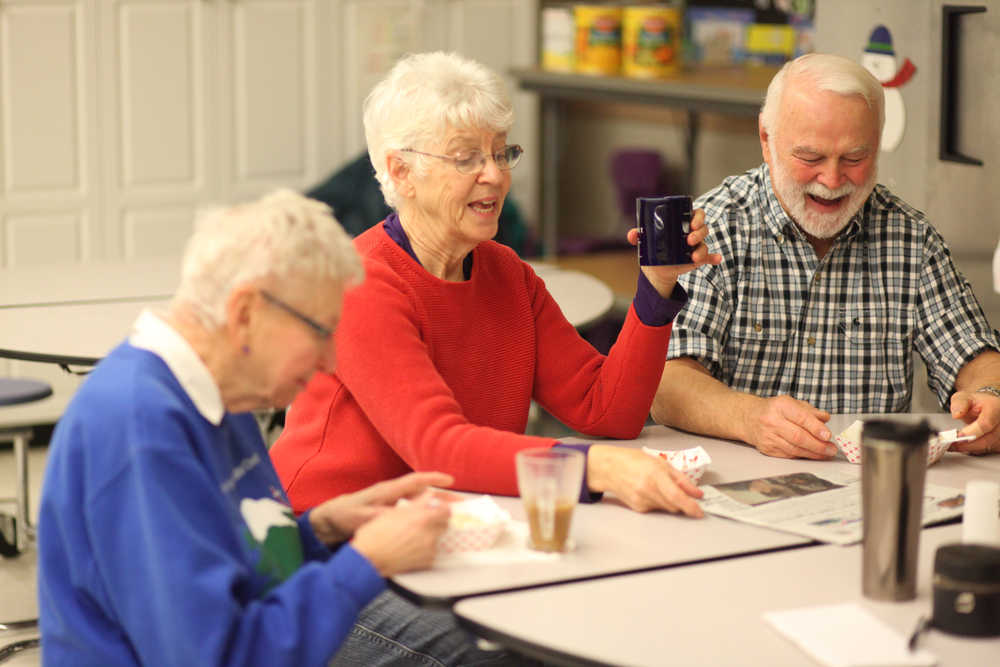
[437,495,511,554]
[641,445,712,483]
[833,420,973,466]
[833,421,865,464]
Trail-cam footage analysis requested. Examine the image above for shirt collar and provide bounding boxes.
[129,309,226,425]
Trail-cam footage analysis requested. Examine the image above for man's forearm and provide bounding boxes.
[953,349,1000,394]
[651,357,762,443]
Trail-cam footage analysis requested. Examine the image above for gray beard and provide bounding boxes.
[769,151,877,240]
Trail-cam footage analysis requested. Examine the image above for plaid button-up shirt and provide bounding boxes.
[668,164,1000,413]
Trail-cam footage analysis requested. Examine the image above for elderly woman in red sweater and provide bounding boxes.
[271,51,721,520]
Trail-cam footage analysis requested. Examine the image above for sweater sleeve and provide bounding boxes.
[529,269,674,438]
[81,419,385,667]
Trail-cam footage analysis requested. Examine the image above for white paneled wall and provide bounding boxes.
[101,0,212,260]
[446,0,539,225]
[223,0,318,200]
[1,0,99,266]
[1,0,538,268]
[341,0,539,218]
[0,0,538,425]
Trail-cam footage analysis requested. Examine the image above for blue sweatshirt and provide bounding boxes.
[37,312,385,666]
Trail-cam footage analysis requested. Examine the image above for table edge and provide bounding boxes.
[392,540,816,609]
[0,347,100,367]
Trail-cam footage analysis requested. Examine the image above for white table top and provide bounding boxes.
[392,415,998,607]
[0,258,179,308]
[454,522,1000,667]
[0,298,170,365]
[392,494,811,607]
[0,260,613,365]
[580,415,1000,493]
[0,259,178,365]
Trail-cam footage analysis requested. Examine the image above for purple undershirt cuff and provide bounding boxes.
[633,272,687,326]
[551,442,604,503]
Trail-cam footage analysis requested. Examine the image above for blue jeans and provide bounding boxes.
[330,590,535,666]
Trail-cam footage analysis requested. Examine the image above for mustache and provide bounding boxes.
[804,181,857,199]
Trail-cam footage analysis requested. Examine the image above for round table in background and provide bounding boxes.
[527,262,616,329]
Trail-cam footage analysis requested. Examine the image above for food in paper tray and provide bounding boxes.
[833,421,864,463]
[833,420,974,466]
[641,445,712,483]
[437,495,511,553]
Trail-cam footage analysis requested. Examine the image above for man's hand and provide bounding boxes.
[742,395,835,459]
[586,445,704,517]
[949,390,1000,454]
[350,492,451,577]
[626,209,723,298]
[309,471,453,545]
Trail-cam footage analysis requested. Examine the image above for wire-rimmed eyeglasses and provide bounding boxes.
[260,290,332,340]
[399,144,523,174]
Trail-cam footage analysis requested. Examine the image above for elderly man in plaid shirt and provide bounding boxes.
[653,53,1000,458]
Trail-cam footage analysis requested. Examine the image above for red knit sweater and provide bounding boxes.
[271,224,673,512]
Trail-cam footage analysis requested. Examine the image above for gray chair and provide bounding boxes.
[0,378,52,556]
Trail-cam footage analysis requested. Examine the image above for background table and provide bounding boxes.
[1,260,614,366]
[455,523,1000,667]
[0,258,178,309]
[0,259,178,366]
[0,299,170,366]
[526,262,615,329]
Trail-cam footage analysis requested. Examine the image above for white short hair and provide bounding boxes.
[173,189,363,328]
[363,51,514,209]
[760,53,885,140]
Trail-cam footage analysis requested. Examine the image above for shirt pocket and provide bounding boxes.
[727,286,794,391]
[839,306,909,409]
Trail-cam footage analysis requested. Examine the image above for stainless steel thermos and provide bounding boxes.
[861,419,934,601]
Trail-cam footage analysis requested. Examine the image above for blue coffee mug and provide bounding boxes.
[636,195,692,266]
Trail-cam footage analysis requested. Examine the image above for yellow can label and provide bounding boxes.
[623,6,682,78]
[574,5,622,75]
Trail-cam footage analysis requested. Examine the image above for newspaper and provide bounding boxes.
[699,469,964,545]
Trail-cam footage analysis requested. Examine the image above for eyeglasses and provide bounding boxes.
[260,290,333,340]
[399,144,523,174]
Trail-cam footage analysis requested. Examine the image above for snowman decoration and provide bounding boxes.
[860,25,916,153]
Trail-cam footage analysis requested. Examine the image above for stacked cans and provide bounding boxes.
[542,4,682,79]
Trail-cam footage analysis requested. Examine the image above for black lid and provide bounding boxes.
[862,419,934,446]
[935,543,1000,582]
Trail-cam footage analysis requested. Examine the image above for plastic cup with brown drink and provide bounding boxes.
[515,448,585,552]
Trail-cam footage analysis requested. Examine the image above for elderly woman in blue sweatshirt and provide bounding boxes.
[36,190,494,666]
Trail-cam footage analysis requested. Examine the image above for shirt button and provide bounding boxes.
[775,234,784,244]
[754,323,763,333]
[807,336,816,346]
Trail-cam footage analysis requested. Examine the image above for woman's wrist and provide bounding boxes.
[307,506,351,545]
[633,272,686,326]
[552,442,605,502]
